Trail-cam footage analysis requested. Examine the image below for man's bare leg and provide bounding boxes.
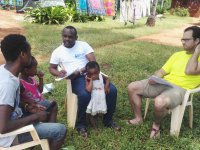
[127,81,144,124]
[150,95,169,138]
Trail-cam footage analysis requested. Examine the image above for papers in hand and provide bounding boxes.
[55,70,77,81]
[149,75,173,87]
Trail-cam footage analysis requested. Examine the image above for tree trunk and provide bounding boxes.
[146,0,158,27]
[161,0,164,9]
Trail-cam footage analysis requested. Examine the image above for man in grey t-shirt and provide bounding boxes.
[0,34,66,149]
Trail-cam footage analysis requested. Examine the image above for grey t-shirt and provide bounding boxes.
[0,65,23,147]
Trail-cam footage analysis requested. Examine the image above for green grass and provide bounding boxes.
[24,14,191,59]
[22,15,200,149]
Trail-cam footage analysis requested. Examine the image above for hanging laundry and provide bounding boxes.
[133,0,142,20]
[141,0,151,17]
[76,0,87,14]
[0,0,23,6]
[120,0,135,23]
[40,0,66,8]
[113,0,118,19]
[104,0,115,16]
[87,0,106,15]
[120,0,150,24]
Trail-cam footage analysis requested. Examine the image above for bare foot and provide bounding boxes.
[150,123,160,139]
[126,118,143,125]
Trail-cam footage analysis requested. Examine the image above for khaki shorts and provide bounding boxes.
[140,79,186,109]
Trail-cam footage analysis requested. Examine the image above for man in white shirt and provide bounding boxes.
[49,26,121,137]
[0,34,66,149]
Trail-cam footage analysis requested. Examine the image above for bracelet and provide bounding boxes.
[24,104,29,112]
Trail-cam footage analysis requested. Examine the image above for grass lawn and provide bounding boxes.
[23,15,200,149]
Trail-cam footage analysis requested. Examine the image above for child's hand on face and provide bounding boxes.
[37,71,44,79]
[85,76,93,82]
[104,85,110,94]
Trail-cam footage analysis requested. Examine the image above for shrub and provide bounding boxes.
[26,6,69,24]
[173,7,189,17]
[26,3,105,24]
[88,15,105,22]
[156,7,166,14]
[71,12,88,23]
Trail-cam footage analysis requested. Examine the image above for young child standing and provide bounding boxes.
[85,61,109,129]
[20,56,57,122]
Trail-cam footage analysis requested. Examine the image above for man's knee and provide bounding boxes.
[154,95,169,111]
[78,91,91,106]
[109,83,117,95]
[79,91,91,99]
[52,123,67,141]
[128,81,141,93]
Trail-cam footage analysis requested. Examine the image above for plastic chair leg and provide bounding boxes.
[144,98,150,119]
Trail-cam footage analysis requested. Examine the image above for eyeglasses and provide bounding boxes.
[181,38,194,42]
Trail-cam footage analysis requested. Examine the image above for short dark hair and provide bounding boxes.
[184,26,200,40]
[25,56,37,69]
[62,26,77,36]
[86,61,100,72]
[1,34,31,61]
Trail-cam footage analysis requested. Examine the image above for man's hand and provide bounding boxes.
[148,79,157,85]
[58,70,66,78]
[26,103,46,113]
[104,85,110,94]
[195,43,200,54]
[35,111,48,122]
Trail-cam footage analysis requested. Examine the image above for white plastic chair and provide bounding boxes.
[64,79,78,129]
[143,87,200,137]
[0,124,49,150]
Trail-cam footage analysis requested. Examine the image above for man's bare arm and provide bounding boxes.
[148,69,167,85]
[79,52,96,74]
[154,68,167,78]
[185,44,200,75]
[49,64,66,78]
[0,105,47,134]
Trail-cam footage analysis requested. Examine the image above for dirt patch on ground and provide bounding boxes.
[136,18,200,47]
[0,10,24,64]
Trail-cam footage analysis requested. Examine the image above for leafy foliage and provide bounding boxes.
[156,7,166,14]
[26,6,69,24]
[173,7,189,17]
[26,3,105,24]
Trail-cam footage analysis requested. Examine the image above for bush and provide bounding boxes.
[26,6,69,24]
[88,15,105,22]
[26,3,105,24]
[156,7,166,14]
[173,7,189,17]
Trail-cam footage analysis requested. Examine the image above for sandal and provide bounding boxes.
[150,128,160,139]
[77,128,88,138]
